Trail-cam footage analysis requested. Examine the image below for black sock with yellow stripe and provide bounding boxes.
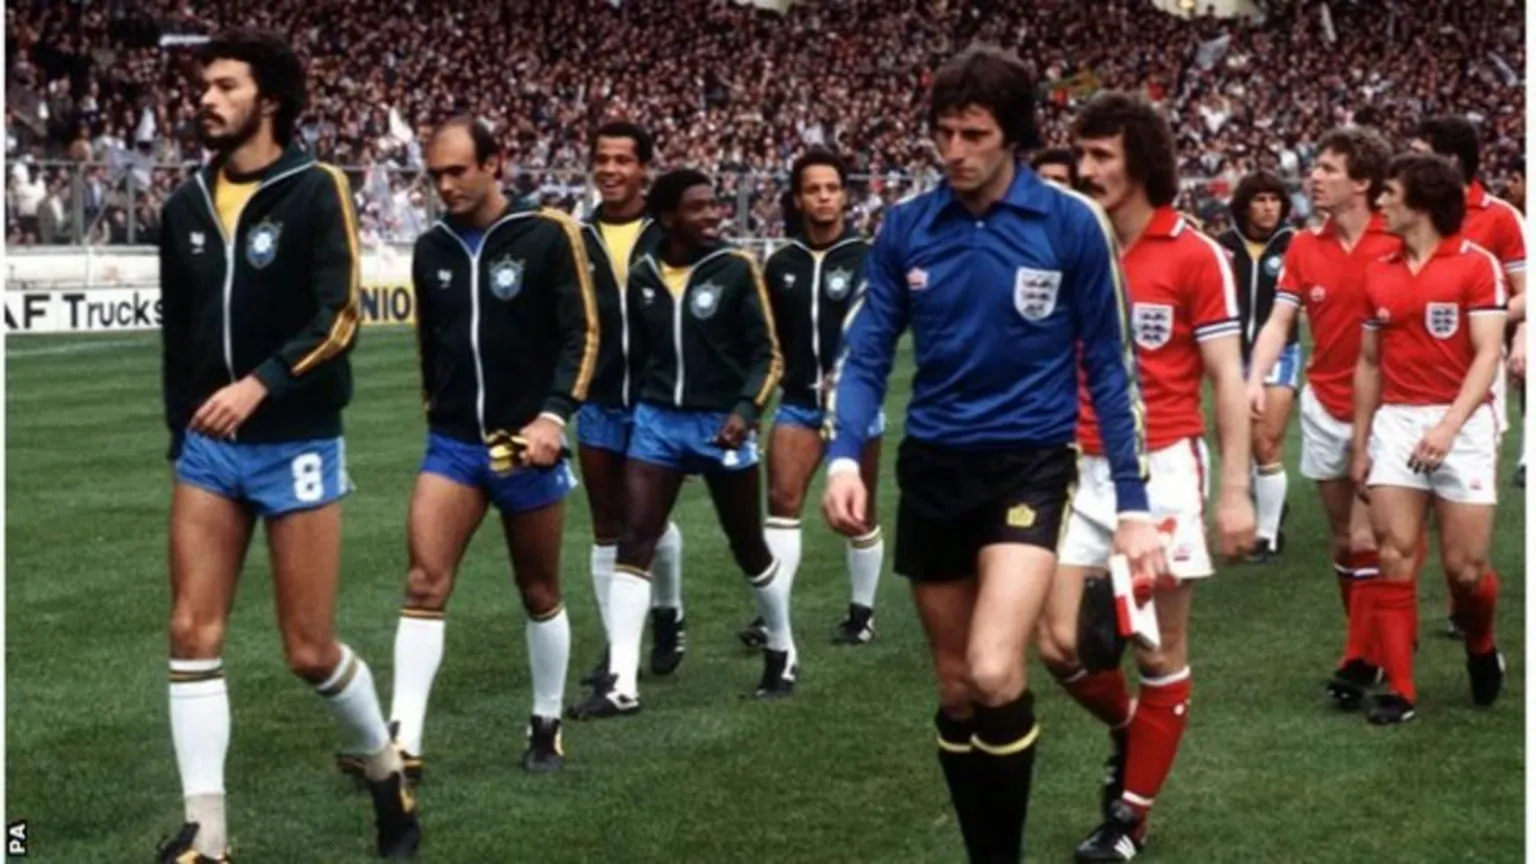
[971,690,1040,862]
[936,710,990,862]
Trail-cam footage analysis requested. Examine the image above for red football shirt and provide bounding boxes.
[1461,181,1526,276]
[1079,207,1240,455]
[1275,213,1401,420]
[1363,235,1508,405]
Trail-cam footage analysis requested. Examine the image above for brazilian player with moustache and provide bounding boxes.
[347,115,597,778]
[155,28,419,861]
[570,169,793,719]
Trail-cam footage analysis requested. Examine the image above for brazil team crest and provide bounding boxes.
[489,257,525,301]
[245,219,282,269]
[825,268,854,301]
[691,281,723,320]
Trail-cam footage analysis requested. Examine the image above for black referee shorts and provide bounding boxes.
[893,437,1076,582]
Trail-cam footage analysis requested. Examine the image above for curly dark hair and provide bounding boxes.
[928,45,1040,149]
[198,28,306,146]
[1071,90,1179,207]
[1388,153,1467,237]
[647,168,712,220]
[1229,170,1292,238]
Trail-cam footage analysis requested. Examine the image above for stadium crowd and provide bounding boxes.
[4,0,1526,245]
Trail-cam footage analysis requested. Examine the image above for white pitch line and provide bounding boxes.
[6,338,153,358]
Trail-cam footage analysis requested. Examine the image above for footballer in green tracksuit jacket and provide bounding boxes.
[569,168,797,722]
[361,116,597,780]
[571,121,690,694]
[155,28,417,864]
[755,150,886,650]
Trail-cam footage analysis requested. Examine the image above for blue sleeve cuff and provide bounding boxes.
[826,434,863,463]
[1114,479,1151,515]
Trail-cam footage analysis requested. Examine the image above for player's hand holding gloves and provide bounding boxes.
[487,422,568,476]
[190,376,269,439]
[1112,516,1169,591]
[517,415,565,468]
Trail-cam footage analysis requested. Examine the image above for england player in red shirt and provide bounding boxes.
[1245,127,1409,709]
[1409,116,1523,633]
[1036,91,1255,864]
[1350,153,1508,724]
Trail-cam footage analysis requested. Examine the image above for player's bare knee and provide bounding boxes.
[404,564,453,610]
[966,653,1024,707]
[168,612,225,659]
[516,577,562,619]
[284,639,340,684]
[935,660,971,716]
[589,504,623,546]
[1347,526,1377,557]
[1037,620,1080,675]
[1441,547,1485,588]
[1136,642,1184,679]
[1253,434,1283,467]
[767,483,805,519]
[728,534,774,577]
[1377,540,1415,579]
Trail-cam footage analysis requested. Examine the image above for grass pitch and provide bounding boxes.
[6,328,1524,862]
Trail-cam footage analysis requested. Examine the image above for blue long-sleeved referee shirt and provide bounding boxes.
[827,166,1151,515]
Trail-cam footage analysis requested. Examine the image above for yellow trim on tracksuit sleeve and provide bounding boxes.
[541,207,601,401]
[736,250,783,407]
[293,164,361,376]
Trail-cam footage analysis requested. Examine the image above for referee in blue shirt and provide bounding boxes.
[822,46,1166,863]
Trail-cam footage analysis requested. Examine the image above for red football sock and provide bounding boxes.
[1371,579,1418,703]
[1057,668,1133,728]
[1341,551,1382,667]
[1121,669,1192,831]
[1452,569,1500,655]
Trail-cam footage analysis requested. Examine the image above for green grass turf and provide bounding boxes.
[5,328,1525,863]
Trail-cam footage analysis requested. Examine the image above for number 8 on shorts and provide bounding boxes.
[254,437,351,516]
[292,452,325,503]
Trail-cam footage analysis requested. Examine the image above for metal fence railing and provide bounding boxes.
[4,159,1302,249]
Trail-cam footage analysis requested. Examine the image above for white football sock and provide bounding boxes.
[590,543,616,634]
[170,658,229,857]
[764,517,803,602]
[607,568,652,697]
[526,605,571,720]
[390,611,445,755]
[846,526,884,608]
[749,559,795,664]
[318,644,400,781]
[652,521,684,617]
[1254,462,1288,543]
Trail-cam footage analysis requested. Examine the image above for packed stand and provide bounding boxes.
[4,0,1525,245]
